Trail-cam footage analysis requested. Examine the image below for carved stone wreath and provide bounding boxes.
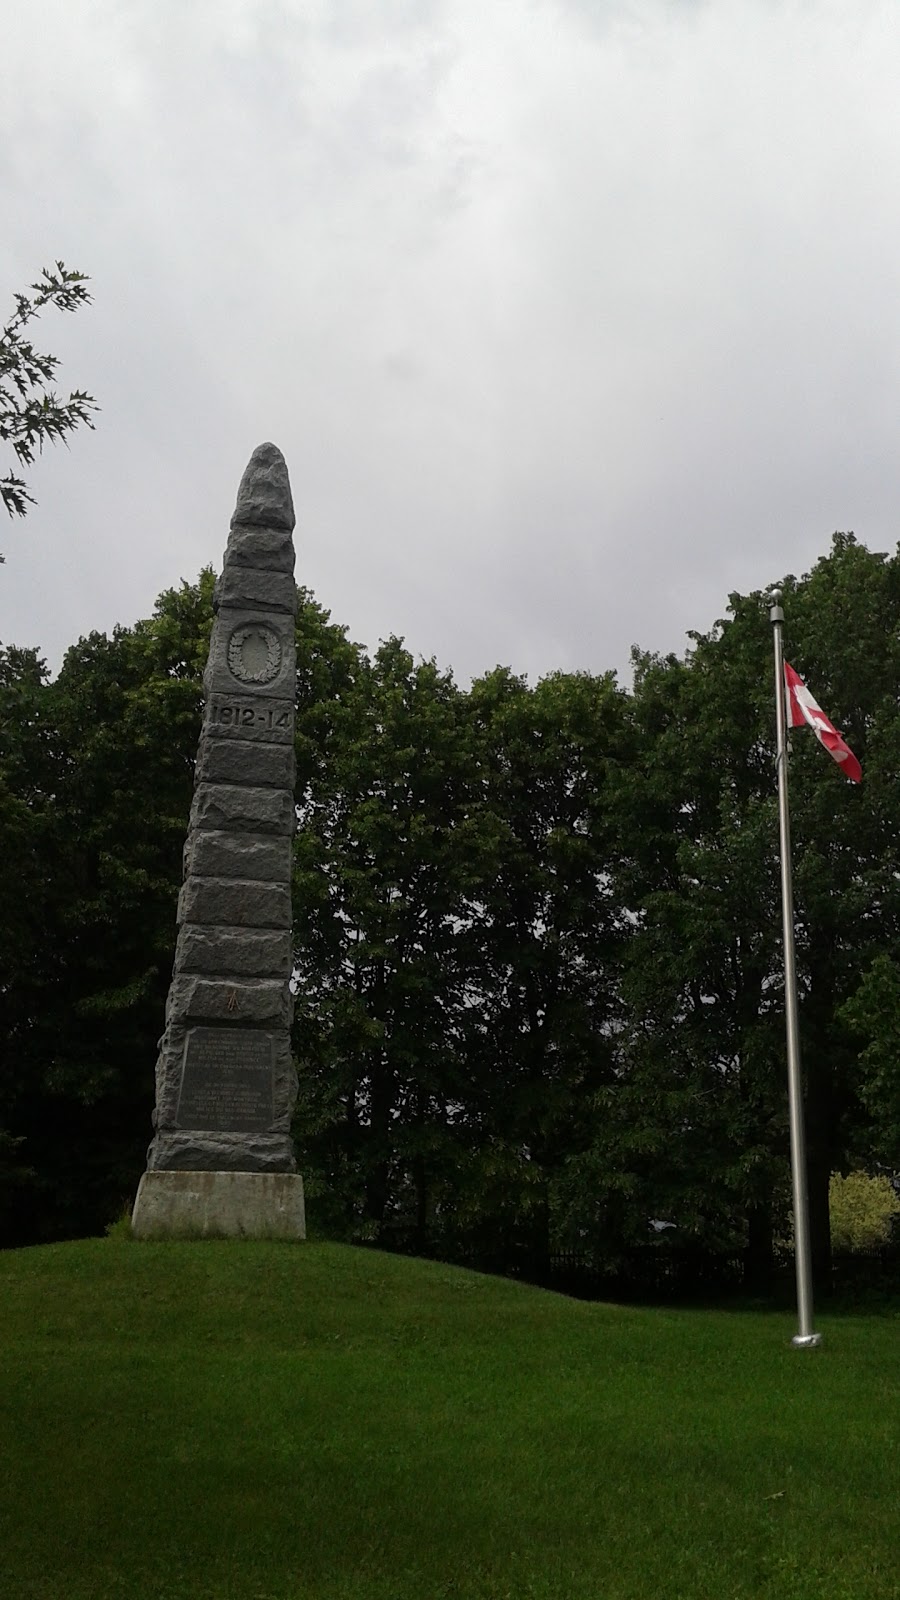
[227,623,283,685]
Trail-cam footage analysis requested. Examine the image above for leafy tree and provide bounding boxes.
[457,666,632,1269]
[292,645,634,1268]
[841,954,900,1174]
[292,631,492,1249]
[558,623,790,1283]
[4,531,900,1292]
[1,262,98,540]
[774,536,900,1272]
[576,535,900,1287]
[0,576,214,1242]
[0,645,50,1227]
[828,1171,899,1252]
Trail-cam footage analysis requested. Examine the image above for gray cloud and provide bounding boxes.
[2,0,899,683]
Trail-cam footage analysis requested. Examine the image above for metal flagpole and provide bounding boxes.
[769,590,821,1349]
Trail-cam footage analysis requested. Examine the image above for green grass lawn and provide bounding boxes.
[1,1239,898,1600]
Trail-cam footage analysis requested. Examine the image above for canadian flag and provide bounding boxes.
[784,663,862,783]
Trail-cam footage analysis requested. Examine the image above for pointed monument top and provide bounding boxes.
[231,442,295,532]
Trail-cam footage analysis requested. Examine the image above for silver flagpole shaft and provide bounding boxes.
[769,591,821,1348]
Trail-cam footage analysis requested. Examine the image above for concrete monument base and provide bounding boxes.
[131,1170,305,1240]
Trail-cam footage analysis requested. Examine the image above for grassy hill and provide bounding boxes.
[1,1239,898,1600]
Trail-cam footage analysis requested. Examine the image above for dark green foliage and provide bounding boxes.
[293,629,493,1247]
[559,537,900,1285]
[0,578,215,1241]
[3,533,900,1283]
[452,667,632,1266]
[841,955,900,1173]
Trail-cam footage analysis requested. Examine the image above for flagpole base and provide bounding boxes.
[791,1332,822,1349]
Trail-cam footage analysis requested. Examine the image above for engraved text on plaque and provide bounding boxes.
[176,1027,275,1132]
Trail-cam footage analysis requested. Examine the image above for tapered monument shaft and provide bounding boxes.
[139,443,300,1203]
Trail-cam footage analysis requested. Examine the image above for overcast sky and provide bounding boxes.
[3,0,900,684]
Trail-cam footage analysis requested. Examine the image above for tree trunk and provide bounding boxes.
[363,1053,394,1236]
[804,1060,834,1292]
[413,1152,428,1254]
[744,1203,774,1294]
[806,1142,833,1292]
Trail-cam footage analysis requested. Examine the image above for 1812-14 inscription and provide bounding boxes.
[176,1028,275,1133]
[208,695,293,741]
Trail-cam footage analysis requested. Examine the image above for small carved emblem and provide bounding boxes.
[227,623,282,685]
[226,989,238,1013]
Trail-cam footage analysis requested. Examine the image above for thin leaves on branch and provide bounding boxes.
[1,262,99,524]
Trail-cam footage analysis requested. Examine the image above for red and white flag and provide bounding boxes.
[784,662,862,783]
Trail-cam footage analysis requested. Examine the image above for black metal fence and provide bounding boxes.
[369,1221,900,1304]
[521,1247,749,1303]
[434,1241,900,1304]
[528,1243,900,1303]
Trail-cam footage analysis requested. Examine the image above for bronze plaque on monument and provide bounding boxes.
[176,1027,274,1132]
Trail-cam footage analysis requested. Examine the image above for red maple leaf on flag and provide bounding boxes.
[784,663,862,782]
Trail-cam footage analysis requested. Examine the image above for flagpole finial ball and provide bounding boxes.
[769,587,782,604]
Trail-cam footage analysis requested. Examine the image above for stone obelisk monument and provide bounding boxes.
[132,443,304,1239]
